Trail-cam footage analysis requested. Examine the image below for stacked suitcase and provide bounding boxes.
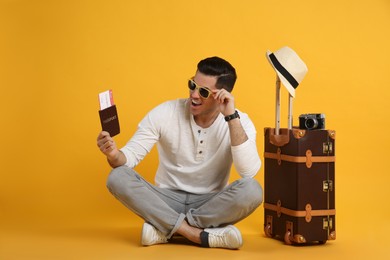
[263,47,336,245]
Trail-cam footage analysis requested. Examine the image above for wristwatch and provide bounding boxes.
[224,110,240,122]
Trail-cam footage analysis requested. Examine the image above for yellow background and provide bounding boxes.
[1,0,389,259]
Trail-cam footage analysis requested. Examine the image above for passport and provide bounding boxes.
[98,90,120,137]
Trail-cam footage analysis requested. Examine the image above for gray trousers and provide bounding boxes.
[106,166,263,238]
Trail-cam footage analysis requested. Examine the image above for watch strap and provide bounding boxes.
[225,110,240,122]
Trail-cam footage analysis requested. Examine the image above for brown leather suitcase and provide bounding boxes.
[263,127,336,244]
[263,48,336,244]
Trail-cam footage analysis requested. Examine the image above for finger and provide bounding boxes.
[101,132,114,143]
[216,91,229,103]
[97,135,110,148]
[212,88,224,94]
[97,131,110,141]
[212,89,224,101]
[98,133,112,147]
[102,143,113,153]
[101,140,115,152]
[105,143,118,154]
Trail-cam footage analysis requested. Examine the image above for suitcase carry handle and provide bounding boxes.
[268,128,290,147]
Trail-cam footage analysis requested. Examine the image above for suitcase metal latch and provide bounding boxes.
[323,217,333,230]
[323,142,333,154]
[323,180,333,192]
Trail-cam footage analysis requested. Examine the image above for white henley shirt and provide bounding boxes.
[120,98,261,194]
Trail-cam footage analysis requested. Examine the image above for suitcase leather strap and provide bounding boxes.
[264,148,335,168]
[264,202,336,223]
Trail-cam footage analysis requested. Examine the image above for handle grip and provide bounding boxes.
[275,74,294,136]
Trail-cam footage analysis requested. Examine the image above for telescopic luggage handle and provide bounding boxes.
[275,75,294,135]
[267,74,294,147]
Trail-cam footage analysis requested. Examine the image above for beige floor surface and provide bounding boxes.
[1,209,388,260]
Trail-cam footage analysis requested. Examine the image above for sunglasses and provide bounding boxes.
[188,79,213,99]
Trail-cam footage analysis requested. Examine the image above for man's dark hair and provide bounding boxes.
[197,57,237,92]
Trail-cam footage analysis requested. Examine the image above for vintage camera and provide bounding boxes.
[299,113,325,130]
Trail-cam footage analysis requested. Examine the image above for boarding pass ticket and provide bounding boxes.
[99,90,114,110]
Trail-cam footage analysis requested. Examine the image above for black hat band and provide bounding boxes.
[269,53,299,89]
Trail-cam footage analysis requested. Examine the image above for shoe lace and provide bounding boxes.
[209,231,228,245]
[153,230,167,243]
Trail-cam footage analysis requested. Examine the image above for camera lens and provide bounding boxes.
[305,118,318,129]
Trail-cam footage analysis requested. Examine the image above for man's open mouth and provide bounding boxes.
[191,99,202,106]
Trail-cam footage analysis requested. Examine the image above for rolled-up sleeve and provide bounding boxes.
[231,113,261,178]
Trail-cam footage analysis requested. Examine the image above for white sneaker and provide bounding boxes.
[141,223,168,246]
[204,225,243,249]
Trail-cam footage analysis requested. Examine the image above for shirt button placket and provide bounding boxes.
[196,130,206,160]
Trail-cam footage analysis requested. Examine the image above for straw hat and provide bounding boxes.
[266,46,308,97]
